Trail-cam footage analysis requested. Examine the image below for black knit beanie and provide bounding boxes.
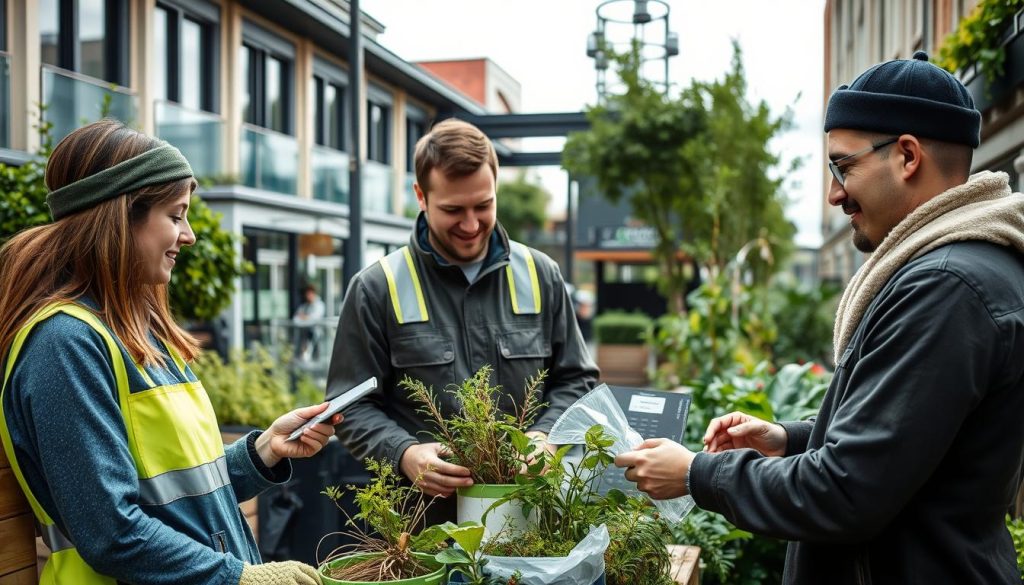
[824,50,981,147]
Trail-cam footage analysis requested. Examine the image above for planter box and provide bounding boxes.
[320,552,445,585]
[0,439,37,584]
[596,344,649,386]
[965,11,1024,113]
[666,544,701,585]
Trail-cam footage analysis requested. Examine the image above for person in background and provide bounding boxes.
[615,52,1024,584]
[0,119,341,585]
[293,284,326,361]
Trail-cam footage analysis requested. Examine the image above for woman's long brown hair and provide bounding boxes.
[0,119,200,367]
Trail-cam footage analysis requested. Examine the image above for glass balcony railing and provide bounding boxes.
[41,65,136,145]
[403,172,419,218]
[311,145,350,204]
[240,124,298,195]
[155,101,223,180]
[0,52,10,148]
[362,160,393,214]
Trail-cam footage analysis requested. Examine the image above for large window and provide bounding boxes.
[240,22,294,134]
[153,1,218,113]
[406,105,427,173]
[367,85,392,163]
[312,58,347,151]
[40,0,129,85]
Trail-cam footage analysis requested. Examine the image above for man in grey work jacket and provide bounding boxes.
[327,118,598,522]
[615,52,1024,584]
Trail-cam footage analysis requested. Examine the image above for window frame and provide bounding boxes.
[366,83,392,164]
[43,0,130,86]
[241,20,295,134]
[154,0,219,113]
[405,102,427,173]
[312,56,348,151]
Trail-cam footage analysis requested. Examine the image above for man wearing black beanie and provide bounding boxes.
[616,52,1024,584]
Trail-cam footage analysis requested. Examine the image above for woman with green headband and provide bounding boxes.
[0,119,334,585]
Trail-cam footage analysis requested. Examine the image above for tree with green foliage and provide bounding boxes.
[564,42,797,311]
[497,171,550,242]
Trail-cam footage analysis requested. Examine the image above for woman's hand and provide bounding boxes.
[254,403,342,468]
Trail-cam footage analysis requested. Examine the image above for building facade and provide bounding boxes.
[3,0,520,354]
[821,0,1024,283]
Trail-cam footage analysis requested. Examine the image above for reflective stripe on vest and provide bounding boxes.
[380,242,542,324]
[506,241,541,315]
[379,247,429,324]
[0,303,227,583]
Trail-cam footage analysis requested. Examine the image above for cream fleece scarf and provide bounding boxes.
[833,171,1024,363]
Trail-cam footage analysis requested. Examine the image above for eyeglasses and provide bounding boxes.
[828,137,898,186]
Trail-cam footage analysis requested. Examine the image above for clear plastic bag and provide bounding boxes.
[548,384,695,523]
[481,524,608,585]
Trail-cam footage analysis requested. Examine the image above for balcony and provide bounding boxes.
[41,65,136,145]
[403,172,419,218]
[155,101,223,179]
[964,8,1024,112]
[0,52,9,148]
[362,160,393,214]
[311,145,350,204]
[240,124,298,195]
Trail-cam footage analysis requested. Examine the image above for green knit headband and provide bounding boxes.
[46,143,195,220]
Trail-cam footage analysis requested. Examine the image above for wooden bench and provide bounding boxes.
[0,444,37,585]
[667,544,701,585]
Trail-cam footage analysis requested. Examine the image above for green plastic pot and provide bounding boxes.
[319,552,446,585]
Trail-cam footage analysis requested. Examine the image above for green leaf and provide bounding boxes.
[442,523,485,556]
[435,548,473,566]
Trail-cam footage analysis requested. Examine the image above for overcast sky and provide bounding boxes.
[362,0,828,247]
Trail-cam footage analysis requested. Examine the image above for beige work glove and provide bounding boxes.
[238,561,322,585]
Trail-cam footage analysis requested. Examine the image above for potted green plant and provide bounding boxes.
[593,311,653,386]
[318,459,451,584]
[402,365,545,538]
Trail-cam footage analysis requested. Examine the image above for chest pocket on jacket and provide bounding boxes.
[391,333,456,390]
[496,330,551,410]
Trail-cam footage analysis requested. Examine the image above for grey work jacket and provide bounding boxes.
[328,216,599,469]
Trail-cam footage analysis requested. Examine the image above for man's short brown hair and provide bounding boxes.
[414,118,498,197]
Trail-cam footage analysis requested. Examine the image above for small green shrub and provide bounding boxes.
[1008,514,1024,577]
[192,345,309,429]
[593,311,653,345]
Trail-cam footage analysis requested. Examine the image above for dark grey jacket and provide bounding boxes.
[690,241,1024,584]
[328,216,598,470]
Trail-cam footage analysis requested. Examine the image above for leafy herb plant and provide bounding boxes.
[319,459,448,581]
[402,365,546,484]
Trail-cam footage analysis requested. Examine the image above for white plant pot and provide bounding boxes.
[456,484,531,540]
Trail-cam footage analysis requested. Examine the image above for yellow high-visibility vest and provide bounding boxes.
[379,241,542,325]
[0,303,227,585]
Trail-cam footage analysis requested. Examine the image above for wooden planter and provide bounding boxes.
[596,344,650,386]
[0,443,37,584]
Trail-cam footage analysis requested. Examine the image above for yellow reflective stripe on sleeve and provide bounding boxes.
[378,247,429,324]
[506,241,541,315]
[125,381,223,479]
